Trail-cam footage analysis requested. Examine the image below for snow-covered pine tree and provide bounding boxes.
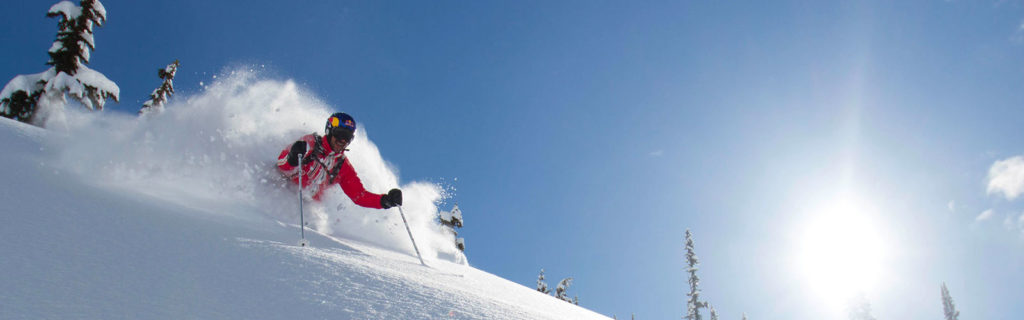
[43,0,117,112]
[440,204,466,251]
[449,204,463,228]
[555,277,574,303]
[0,90,40,123]
[708,304,718,320]
[139,60,179,115]
[941,282,960,320]
[452,204,465,251]
[0,0,119,126]
[536,269,551,294]
[741,312,748,320]
[684,229,706,320]
[573,295,578,305]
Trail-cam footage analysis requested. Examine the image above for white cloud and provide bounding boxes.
[986,156,1024,200]
[648,150,664,157]
[976,209,994,221]
[948,200,956,212]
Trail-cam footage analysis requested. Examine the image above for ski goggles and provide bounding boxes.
[330,127,354,142]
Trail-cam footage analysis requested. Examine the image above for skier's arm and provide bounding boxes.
[277,137,314,176]
[276,146,299,174]
[334,158,385,209]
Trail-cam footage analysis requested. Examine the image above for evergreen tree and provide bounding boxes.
[741,312,748,320]
[709,304,719,320]
[0,90,40,123]
[449,204,463,228]
[684,229,707,320]
[555,277,574,303]
[439,204,466,251]
[139,60,179,115]
[573,295,578,305]
[44,0,118,111]
[941,282,960,320]
[536,269,551,294]
[1,0,118,126]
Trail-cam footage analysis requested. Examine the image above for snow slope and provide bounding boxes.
[0,70,609,319]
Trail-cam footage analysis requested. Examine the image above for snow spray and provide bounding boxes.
[398,206,425,266]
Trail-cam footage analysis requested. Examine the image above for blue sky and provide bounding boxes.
[3,0,1024,319]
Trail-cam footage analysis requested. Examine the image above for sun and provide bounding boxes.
[795,196,888,308]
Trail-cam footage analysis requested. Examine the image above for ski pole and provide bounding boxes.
[397,205,426,266]
[297,154,307,247]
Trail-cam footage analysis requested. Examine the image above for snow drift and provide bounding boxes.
[0,69,609,319]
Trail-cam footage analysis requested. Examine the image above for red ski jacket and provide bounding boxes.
[276,133,384,208]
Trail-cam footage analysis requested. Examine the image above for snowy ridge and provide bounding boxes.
[0,69,609,319]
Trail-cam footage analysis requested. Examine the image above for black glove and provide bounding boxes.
[286,141,307,167]
[380,188,403,209]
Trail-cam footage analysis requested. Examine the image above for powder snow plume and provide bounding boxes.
[46,67,466,265]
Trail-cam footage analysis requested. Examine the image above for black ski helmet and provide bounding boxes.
[325,112,356,141]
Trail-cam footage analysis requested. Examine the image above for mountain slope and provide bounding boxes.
[0,79,609,319]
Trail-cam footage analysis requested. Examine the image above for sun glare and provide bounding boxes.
[796,198,888,309]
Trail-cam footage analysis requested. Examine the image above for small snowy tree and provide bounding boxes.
[684,229,707,320]
[536,269,551,294]
[708,304,719,320]
[941,282,960,320]
[741,313,748,320]
[440,204,465,251]
[555,277,574,303]
[573,295,578,305]
[0,90,40,123]
[1,0,119,126]
[139,60,179,115]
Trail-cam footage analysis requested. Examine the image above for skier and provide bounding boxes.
[276,112,402,209]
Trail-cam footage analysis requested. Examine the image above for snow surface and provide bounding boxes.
[0,69,609,319]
